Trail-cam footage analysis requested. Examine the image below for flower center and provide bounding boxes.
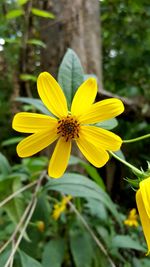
[57,115,80,142]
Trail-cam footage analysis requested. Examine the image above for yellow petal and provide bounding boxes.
[78,98,124,124]
[136,189,150,255]
[71,78,97,116]
[76,135,109,167]
[48,138,71,178]
[79,125,122,151]
[37,72,68,118]
[140,177,150,218]
[12,112,57,133]
[17,129,58,157]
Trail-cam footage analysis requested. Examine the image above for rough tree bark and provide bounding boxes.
[40,0,103,88]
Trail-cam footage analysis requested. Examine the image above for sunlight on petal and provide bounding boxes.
[37,72,68,118]
[48,138,71,178]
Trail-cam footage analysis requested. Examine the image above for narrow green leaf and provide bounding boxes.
[1,137,23,147]
[17,0,29,5]
[69,155,85,165]
[70,229,93,267]
[20,74,37,82]
[4,178,25,226]
[47,173,122,226]
[96,225,110,245]
[16,97,52,116]
[124,177,139,188]
[58,48,84,108]
[69,156,105,189]
[133,257,150,267]
[31,8,55,19]
[0,153,11,175]
[96,118,118,130]
[19,250,42,267]
[114,150,126,160]
[0,249,11,266]
[42,238,65,267]
[86,200,108,221]
[6,9,24,20]
[81,163,106,190]
[27,39,46,48]
[112,235,146,251]
[4,37,21,44]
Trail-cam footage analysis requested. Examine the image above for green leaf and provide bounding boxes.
[70,229,93,267]
[20,74,37,82]
[4,178,25,226]
[58,48,84,108]
[69,156,105,189]
[22,157,48,174]
[16,97,52,115]
[4,37,21,44]
[19,250,42,267]
[0,177,14,197]
[17,0,29,5]
[6,9,24,20]
[0,249,11,266]
[112,235,146,251]
[124,177,139,188]
[81,163,106,190]
[114,150,126,160]
[0,153,11,175]
[133,258,150,267]
[31,8,55,19]
[1,137,23,147]
[96,225,110,245]
[96,118,118,130]
[69,155,85,165]
[86,200,108,221]
[42,238,65,267]
[0,175,28,239]
[27,39,46,48]
[47,173,122,226]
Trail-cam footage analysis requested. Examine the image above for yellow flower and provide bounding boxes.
[136,177,150,255]
[124,208,139,227]
[12,72,124,178]
[36,221,45,232]
[52,195,72,220]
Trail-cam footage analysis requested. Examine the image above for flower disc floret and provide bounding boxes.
[57,116,80,141]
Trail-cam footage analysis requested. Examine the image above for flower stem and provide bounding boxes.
[123,133,150,144]
[109,151,143,176]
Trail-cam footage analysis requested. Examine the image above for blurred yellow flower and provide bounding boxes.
[36,221,45,232]
[124,208,139,227]
[12,72,124,178]
[136,177,150,255]
[52,195,72,220]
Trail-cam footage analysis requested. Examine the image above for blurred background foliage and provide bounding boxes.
[0,0,150,266]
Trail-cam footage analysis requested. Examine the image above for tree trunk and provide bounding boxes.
[40,0,103,88]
